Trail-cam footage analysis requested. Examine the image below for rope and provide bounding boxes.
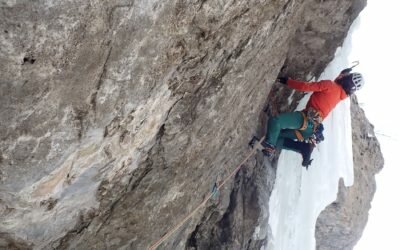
[148,137,265,250]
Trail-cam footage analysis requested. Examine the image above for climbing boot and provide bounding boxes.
[283,139,314,169]
[260,140,276,158]
[249,136,275,158]
[301,143,314,169]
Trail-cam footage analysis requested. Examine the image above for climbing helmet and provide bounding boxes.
[351,72,364,90]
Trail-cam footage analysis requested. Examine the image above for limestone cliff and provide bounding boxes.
[0,0,382,249]
[315,98,384,250]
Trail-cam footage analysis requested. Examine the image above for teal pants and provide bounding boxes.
[266,111,314,149]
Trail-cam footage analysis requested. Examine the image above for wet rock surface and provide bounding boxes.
[1,0,382,249]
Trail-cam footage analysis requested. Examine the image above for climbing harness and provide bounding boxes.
[305,108,323,125]
[294,108,323,142]
[294,130,305,142]
[148,137,266,250]
[298,111,308,131]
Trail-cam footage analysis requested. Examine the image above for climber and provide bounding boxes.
[260,67,365,167]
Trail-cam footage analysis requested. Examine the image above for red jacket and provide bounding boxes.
[287,79,348,120]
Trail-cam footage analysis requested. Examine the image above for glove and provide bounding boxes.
[277,76,288,85]
[340,68,352,74]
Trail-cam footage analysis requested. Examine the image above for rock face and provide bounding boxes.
[0,0,381,249]
[315,98,384,250]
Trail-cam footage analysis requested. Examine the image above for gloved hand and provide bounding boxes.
[340,68,352,74]
[277,76,288,85]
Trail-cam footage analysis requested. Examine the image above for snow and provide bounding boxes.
[263,18,359,250]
